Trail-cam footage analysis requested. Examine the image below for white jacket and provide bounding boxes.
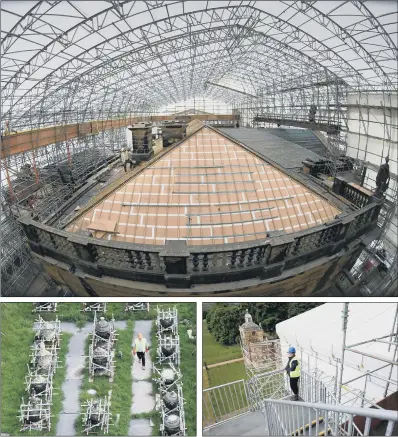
[120,150,129,162]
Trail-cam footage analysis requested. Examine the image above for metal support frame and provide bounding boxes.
[87,312,117,381]
[125,303,150,312]
[33,315,61,349]
[81,394,112,435]
[157,334,181,366]
[81,302,107,313]
[32,303,57,312]
[154,305,186,436]
[20,317,62,432]
[19,395,52,433]
[156,306,178,336]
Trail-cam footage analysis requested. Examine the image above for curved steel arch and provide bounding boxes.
[2,2,394,122]
[1,0,397,129]
[10,22,342,124]
[14,39,329,123]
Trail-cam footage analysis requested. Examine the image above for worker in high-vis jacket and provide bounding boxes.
[285,346,300,401]
[132,333,149,370]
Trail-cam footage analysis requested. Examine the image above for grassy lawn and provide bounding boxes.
[1,303,196,436]
[203,320,242,365]
[207,361,246,387]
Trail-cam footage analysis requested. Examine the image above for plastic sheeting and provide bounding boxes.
[276,303,397,406]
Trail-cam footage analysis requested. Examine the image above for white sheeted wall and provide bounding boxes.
[346,92,398,167]
[276,303,397,406]
[346,92,398,250]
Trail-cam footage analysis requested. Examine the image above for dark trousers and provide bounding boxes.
[290,377,299,395]
[137,351,145,366]
[123,159,133,172]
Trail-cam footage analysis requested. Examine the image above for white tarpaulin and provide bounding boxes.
[276,303,397,407]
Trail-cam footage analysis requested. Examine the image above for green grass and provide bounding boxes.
[1,303,196,436]
[207,361,246,387]
[203,320,242,365]
[0,303,72,436]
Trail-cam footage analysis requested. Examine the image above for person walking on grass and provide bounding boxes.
[285,346,300,401]
[132,332,149,370]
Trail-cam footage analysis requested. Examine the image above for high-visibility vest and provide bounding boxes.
[134,338,147,352]
[289,357,300,378]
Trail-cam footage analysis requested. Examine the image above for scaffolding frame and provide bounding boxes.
[125,303,150,312]
[81,394,112,435]
[33,315,61,349]
[155,304,186,436]
[241,338,282,380]
[81,303,107,313]
[32,303,57,312]
[157,334,181,366]
[25,365,54,402]
[20,316,62,432]
[156,306,178,336]
[87,312,117,381]
[19,395,52,433]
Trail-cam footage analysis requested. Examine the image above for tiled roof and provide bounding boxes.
[67,127,340,246]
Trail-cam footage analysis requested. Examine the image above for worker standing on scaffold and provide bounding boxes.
[120,147,133,172]
[285,346,301,401]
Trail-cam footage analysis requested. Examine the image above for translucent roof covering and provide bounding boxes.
[1,1,397,126]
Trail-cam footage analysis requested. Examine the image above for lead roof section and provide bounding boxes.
[67,126,340,246]
[218,127,324,169]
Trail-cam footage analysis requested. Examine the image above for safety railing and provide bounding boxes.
[253,114,342,134]
[203,379,250,430]
[263,398,398,436]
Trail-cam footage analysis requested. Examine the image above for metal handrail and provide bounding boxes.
[263,398,398,421]
[263,397,398,436]
[203,378,245,392]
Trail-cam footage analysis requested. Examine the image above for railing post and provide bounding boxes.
[160,240,191,288]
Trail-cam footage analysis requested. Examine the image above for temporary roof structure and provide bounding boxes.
[276,303,398,407]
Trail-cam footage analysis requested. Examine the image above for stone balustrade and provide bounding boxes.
[18,199,382,289]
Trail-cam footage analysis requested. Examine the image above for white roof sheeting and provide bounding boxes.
[276,303,398,407]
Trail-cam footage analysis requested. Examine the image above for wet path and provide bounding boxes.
[56,322,91,436]
[128,320,154,436]
[55,320,127,436]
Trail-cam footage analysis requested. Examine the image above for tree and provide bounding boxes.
[206,304,244,345]
[205,303,324,346]
[287,302,322,319]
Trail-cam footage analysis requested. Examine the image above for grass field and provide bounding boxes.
[202,320,242,365]
[1,302,196,436]
[207,361,246,387]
